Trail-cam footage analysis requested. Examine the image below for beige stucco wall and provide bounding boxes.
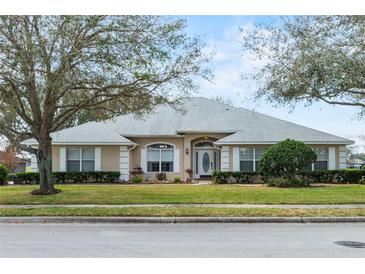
[128,137,184,180]
[51,145,120,172]
[127,134,230,180]
[50,141,343,180]
[100,146,120,171]
[227,144,342,170]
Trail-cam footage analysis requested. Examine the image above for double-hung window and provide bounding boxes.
[66,148,95,172]
[255,148,266,171]
[147,144,174,172]
[239,147,267,172]
[239,148,254,171]
[314,147,328,170]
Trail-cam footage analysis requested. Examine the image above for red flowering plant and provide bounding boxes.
[185,168,193,182]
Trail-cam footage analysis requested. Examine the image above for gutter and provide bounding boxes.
[214,141,354,145]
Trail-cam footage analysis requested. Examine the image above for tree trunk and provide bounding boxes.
[31,133,61,195]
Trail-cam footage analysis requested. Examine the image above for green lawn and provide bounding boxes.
[0,207,364,217]
[1,184,365,205]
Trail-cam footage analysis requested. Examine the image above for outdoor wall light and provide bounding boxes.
[185,148,189,155]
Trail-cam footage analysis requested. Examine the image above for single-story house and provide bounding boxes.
[22,97,354,181]
[0,151,29,173]
[347,157,365,169]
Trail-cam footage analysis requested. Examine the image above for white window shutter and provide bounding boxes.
[94,147,101,171]
[232,147,240,171]
[59,147,66,171]
[31,153,39,172]
[221,146,230,171]
[328,147,336,170]
[173,148,180,173]
[141,148,147,172]
[339,146,347,169]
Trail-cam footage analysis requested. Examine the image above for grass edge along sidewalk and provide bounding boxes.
[1,184,365,205]
[1,207,365,217]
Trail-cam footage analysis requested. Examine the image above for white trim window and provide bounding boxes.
[147,144,174,172]
[66,147,95,172]
[239,148,254,171]
[255,148,266,172]
[314,147,329,170]
[239,147,267,172]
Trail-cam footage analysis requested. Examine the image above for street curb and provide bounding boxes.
[1,216,365,224]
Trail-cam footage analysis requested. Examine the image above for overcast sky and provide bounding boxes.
[181,16,365,152]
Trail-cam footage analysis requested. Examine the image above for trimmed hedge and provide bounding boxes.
[9,171,121,184]
[341,169,365,184]
[298,170,341,183]
[212,171,260,184]
[213,169,365,184]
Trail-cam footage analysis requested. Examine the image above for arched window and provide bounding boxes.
[147,143,174,172]
[194,141,214,148]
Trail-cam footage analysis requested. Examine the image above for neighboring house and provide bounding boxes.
[347,157,365,169]
[21,97,354,181]
[0,151,28,173]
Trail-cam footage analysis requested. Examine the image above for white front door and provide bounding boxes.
[197,150,214,177]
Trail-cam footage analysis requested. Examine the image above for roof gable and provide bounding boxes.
[22,122,135,146]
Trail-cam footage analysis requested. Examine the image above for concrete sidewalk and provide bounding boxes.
[1,216,365,224]
[1,204,365,209]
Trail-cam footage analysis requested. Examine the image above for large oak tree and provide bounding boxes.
[0,16,210,194]
[241,16,365,117]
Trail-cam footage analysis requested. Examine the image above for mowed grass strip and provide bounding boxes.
[0,184,365,205]
[0,207,364,217]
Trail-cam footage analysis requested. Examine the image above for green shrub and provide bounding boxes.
[0,164,9,185]
[267,177,310,188]
[260,139,317,179]
[359,177,365,184]
[13,171,121,184]
[130,175,144,183]
[342,169,365,184]
[173,177,181,183]
[212,171,259,184]
[156,172,167,181]
[14,172,39,184]
[299,170,343,183]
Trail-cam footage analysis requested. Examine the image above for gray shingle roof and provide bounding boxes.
[22,122,135,145]
[101,97,236,136]
[21,97,353,145]
[207,108,353,145]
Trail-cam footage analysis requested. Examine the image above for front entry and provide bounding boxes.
[197,150,215,177]
[193,140,219,179]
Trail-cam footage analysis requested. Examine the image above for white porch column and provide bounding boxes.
[119,146,129,181]
[221,146,230,171]
[339,146,347,169]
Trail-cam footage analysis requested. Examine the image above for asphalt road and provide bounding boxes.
[1,223,365,257]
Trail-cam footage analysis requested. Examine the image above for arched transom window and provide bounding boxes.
[194,141,214,148]
[147,143,174,172]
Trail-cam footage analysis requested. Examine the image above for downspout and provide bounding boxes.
[213,143,222,173]
[128,144,137,152]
